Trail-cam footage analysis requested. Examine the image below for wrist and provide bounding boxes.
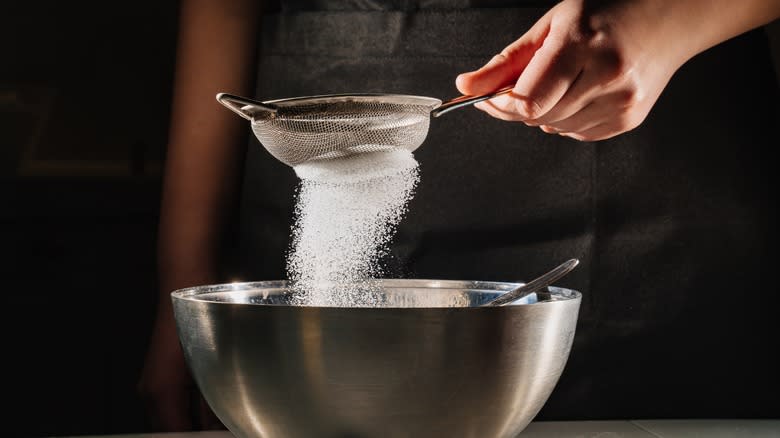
[592,0,780,67]
[586,0,693,71]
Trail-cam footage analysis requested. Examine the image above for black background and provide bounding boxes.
[4,2,176,437]
[3,2,780,437]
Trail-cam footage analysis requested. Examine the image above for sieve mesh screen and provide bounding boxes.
[249,96,438,166]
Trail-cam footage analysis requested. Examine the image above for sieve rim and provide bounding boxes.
[263,93,442,109]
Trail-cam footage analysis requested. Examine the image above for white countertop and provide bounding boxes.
[55,419,780,438]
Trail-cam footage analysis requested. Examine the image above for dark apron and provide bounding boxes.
[237,2,779,419]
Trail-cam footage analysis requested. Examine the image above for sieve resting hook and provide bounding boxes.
[216,93,278,121]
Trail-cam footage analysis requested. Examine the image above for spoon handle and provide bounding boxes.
[483,259,580,307]
[430,86,514,118]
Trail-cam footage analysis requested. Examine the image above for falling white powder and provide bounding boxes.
[286,149,419,307]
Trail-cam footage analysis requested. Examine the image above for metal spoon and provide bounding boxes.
[483,259,580,307]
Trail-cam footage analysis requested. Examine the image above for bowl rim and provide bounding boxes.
[170,279,582,308]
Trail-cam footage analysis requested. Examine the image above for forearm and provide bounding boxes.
[673,0,780,58]
[597,0,780,67]
[159,0,260,295]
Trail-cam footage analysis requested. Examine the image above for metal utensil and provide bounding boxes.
[483,258,580,307]
[172,279,581,438]
[430,86,514,117]
[216,86,513,167]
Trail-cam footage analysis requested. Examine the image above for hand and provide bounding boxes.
[137,301,223,431]
[456,0,694,141]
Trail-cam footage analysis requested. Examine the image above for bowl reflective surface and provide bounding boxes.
[172,279,581,438]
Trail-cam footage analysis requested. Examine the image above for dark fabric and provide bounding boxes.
[278,0,558,11]
[237,7,780,419]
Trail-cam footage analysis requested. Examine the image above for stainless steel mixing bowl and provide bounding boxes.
[172,279,581,438]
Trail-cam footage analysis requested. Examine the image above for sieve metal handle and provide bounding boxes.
[216,93,278,121]
[431,86,514,118]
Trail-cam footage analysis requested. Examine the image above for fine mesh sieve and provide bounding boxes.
[217,87,512,167]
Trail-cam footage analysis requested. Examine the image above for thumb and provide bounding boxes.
[456,13,552,96]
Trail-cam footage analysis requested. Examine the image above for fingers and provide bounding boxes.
[553,115,641,142]
[460,2,661,140]
[471,30,584,123]
[476,89,643,142]
[527,67,606,126]
[473,100,526,122]
[560,123,619,142]
[543,90,642,140]
[456,12,552,96]
[476,89,614,129]
[543,93,623,132]
[508,32,583,120]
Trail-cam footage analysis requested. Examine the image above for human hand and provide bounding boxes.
[456,0,691,141]
[138,303,223,431]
